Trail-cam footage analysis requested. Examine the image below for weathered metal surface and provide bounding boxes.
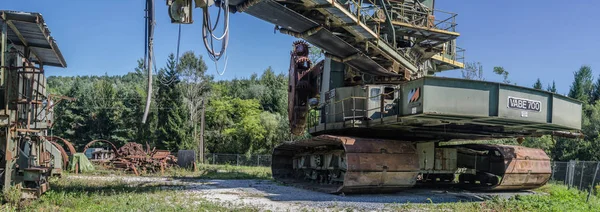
[346,153,417,171]
[455,144,552,190]
[417,142,435,170]
[494,145,551,190]
[118,142,146,157]
[288,41,320,135]
[0,11,67,67]
[343,172,418,187]
[49,141,68,167]
[272,135,418,193]
[309,76,582,141]
[94,142,178,175]
[434,148,457,171]
[177,150,196,168]
[44,136,76,156]
[151,150,171,160]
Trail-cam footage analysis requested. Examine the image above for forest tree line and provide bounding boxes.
[48,51,306,156]
[48,53,599,161]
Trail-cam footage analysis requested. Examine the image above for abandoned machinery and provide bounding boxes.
[83,140,177,175]
[275,39,582,193]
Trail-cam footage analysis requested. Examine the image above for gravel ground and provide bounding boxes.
[69,175,533,211]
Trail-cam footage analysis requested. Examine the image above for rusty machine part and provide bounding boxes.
[288,40,322,135]
[117,142,147,158]
[94,142,178,176]
[452,144,551,191]
[273,135,420,193]
[44,136,76,157]
[83,139,120,157]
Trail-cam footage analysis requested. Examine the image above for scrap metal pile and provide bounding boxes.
[84,140,178,175]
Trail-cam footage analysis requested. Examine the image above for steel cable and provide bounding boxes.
[201,0,230,75]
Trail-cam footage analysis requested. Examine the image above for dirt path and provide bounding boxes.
[69,175,532,211]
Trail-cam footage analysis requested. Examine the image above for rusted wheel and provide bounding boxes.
[83,140,119,157]
[45,136,76,156]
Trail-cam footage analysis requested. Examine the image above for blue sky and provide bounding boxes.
[3,0,599,95]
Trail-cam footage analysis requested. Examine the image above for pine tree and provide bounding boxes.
[592,76,600,102]
[546,81,557,93]
[533,78,543,89]
[568,65,593,103]
[156,53,188,151]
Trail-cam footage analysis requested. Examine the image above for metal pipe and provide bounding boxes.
[377,0,396,48]
[1,22,7,108]
[142,0,155,124]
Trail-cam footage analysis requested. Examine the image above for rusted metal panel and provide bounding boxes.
[151,150,171,160]
[494,145,551,190]
[343,171,418,187]
[346,153,418,172]
[435,148,457,171]
[504,160,551,174]
[498,173,551,187]
[336,136,416,154]
[0,11,67,67]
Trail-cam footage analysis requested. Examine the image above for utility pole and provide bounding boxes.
[199,97,205,163]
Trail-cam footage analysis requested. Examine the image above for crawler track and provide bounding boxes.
[272,135,419,193]
[272,136,552,193]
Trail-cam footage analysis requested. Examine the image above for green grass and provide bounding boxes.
[79,163,272,180]
[0,164,271,211]
[9,177,259,212]
[184,164,272,180]
[387,183,600,212]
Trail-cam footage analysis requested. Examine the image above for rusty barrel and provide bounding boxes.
[272,135,419,193]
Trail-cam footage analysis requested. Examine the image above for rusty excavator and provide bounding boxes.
[159,0,583,193]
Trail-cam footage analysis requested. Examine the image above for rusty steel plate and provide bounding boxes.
[272,135,419,193]
[346,153,418,172]
[494,145,551,190]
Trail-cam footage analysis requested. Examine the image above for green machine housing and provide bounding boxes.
[310,75,581,140]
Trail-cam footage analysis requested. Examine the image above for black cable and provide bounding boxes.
[143,2,148,73]
[142,0,155,124]
[176,24,182,66]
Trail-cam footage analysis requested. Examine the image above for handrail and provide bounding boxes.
[307,87,401,129]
